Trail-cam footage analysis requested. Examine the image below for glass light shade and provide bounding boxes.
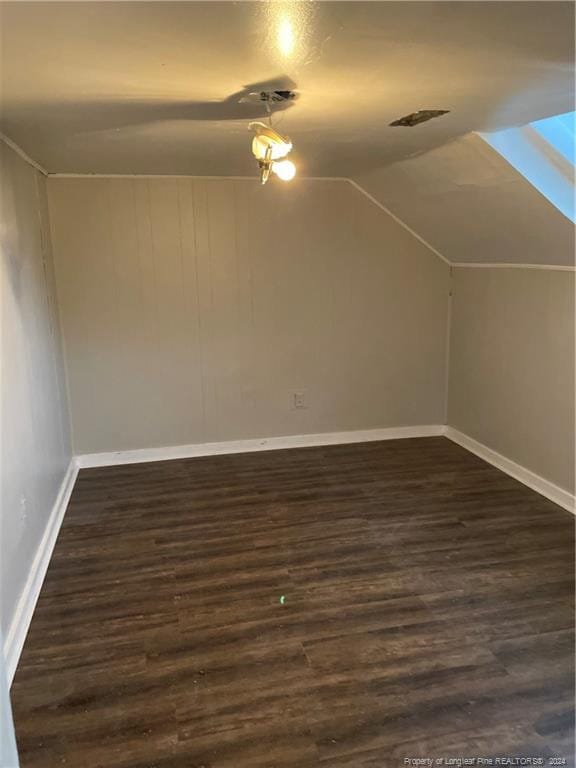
[252,135,292,162]
[272,159,296,181]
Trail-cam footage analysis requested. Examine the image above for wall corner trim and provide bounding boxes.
[76,425,445,469]
[445,427,575,514]
[452,262,576,272]
[47,173,350,181]
[4,459,78,685]
[346,179,451,266]
[0,134,48,176]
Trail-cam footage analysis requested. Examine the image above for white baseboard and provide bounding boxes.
[4,458,79,685]
[445,427,575,514]
[77,425,445,469]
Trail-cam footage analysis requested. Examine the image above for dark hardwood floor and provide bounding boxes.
[11,437,575,768]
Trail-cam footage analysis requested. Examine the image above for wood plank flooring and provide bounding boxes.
[11,437,575,767]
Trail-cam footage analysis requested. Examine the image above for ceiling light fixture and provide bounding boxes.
[249,119,296,185]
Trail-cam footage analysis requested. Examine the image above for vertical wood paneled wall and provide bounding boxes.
[48,177,450,453]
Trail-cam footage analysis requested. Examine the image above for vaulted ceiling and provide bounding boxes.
[1,1,574,176]
[354,133,575,266]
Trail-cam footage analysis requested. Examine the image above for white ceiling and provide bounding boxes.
[1,1,574,176]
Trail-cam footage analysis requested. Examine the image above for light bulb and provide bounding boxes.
[252,136,292,161]
[272,159,296,182]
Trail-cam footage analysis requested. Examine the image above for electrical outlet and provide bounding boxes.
[19,493,28,522]
[293,391,306,409]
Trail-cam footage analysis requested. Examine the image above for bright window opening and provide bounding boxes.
[481,111,575,222]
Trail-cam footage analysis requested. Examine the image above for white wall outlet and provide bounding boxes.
[293,391,306,409]
[19,493,28,522]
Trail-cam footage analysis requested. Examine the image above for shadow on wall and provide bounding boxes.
[0,165,25,301]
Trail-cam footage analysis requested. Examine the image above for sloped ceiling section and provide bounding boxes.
[353,134,575,267]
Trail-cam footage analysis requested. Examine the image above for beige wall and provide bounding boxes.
[48,177,450,454]
[449,267,575,493]
[0,142,71,645]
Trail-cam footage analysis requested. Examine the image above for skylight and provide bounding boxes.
[480,111,575,222]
